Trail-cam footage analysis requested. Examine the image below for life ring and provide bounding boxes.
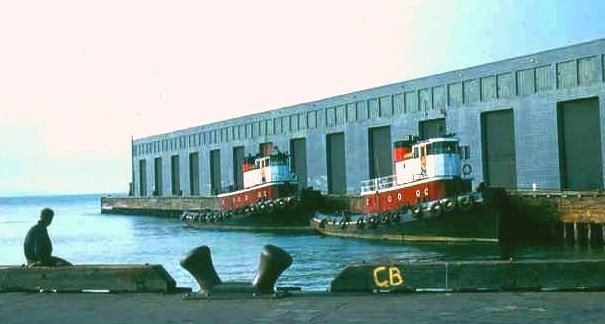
[431,202,444,217]
[249,206,258,215]
[416,190,421,198]
[265,201,275,214]
[412,203,423,219]
[254,203,263,214]
[381,213,391,225]
[458,195,473,211]
[369,215,378,228]
[180,212,188,221]
[287,196,297,206]
[462,164,472,176]
[277,198,286,209]
[356,217,365,230]
[399,204,410,214]
[443,199,456,213]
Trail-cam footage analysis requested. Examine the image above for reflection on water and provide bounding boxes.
[1,194,604,291]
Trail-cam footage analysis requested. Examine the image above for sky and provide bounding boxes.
[1,0,604,196]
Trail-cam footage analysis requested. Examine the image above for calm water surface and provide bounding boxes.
[1,194,604,291]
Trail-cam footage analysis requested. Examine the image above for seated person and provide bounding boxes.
[23,208,72,267]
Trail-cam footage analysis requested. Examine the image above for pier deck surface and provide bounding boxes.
[2,291,604,323]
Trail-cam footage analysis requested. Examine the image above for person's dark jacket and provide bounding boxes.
[23,221,53,265]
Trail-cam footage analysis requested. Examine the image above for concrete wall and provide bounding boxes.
[131,39,605,197]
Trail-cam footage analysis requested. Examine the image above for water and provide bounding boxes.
[2,194,604,291]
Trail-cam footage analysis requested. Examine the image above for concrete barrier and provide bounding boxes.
[0,264,177,293]
[101,196,219,217]
[330,259,605,293]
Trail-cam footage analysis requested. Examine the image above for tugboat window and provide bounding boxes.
[427,141,457,155]
[426,143,434,155]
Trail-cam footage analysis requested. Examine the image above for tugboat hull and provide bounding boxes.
[182,189,320,231]
[311,193,500,243]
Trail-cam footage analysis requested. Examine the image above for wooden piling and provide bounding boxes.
[591,223,604,245]
[574,222,578,244]
[563,222,567,241]
[565,222,576,244]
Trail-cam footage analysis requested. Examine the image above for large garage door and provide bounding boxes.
[171,155,180,195]
[368,126,392,179]
[210,149,221,195]
[481,110,517,189]
[154,157,163,195]
[189,152,199,195]
[327,133,346,194]
[232,146,245,191]
[139,159,147,196]
[290,138,308,189]
[558,97,603,189]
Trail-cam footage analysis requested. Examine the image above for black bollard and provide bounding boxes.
[180,246,222,291]
[252,244,293,294]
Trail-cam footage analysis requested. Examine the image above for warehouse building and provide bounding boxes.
[131,39,605,197]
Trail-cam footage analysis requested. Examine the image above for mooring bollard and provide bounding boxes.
[180,245,222,290]
[252,244,293,294]
[181,244,294,297]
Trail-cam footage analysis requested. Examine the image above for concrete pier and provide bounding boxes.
[2,258,605,322]
[1,291,604,323]
[100,196,218,217]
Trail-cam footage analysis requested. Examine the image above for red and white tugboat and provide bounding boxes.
[311,136,499,242]
[182,152,319,230]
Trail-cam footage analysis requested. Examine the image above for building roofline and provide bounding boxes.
[135,38,605,142]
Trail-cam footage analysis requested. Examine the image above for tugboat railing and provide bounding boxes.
[360,175,397,193]
[360,173,428,194]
